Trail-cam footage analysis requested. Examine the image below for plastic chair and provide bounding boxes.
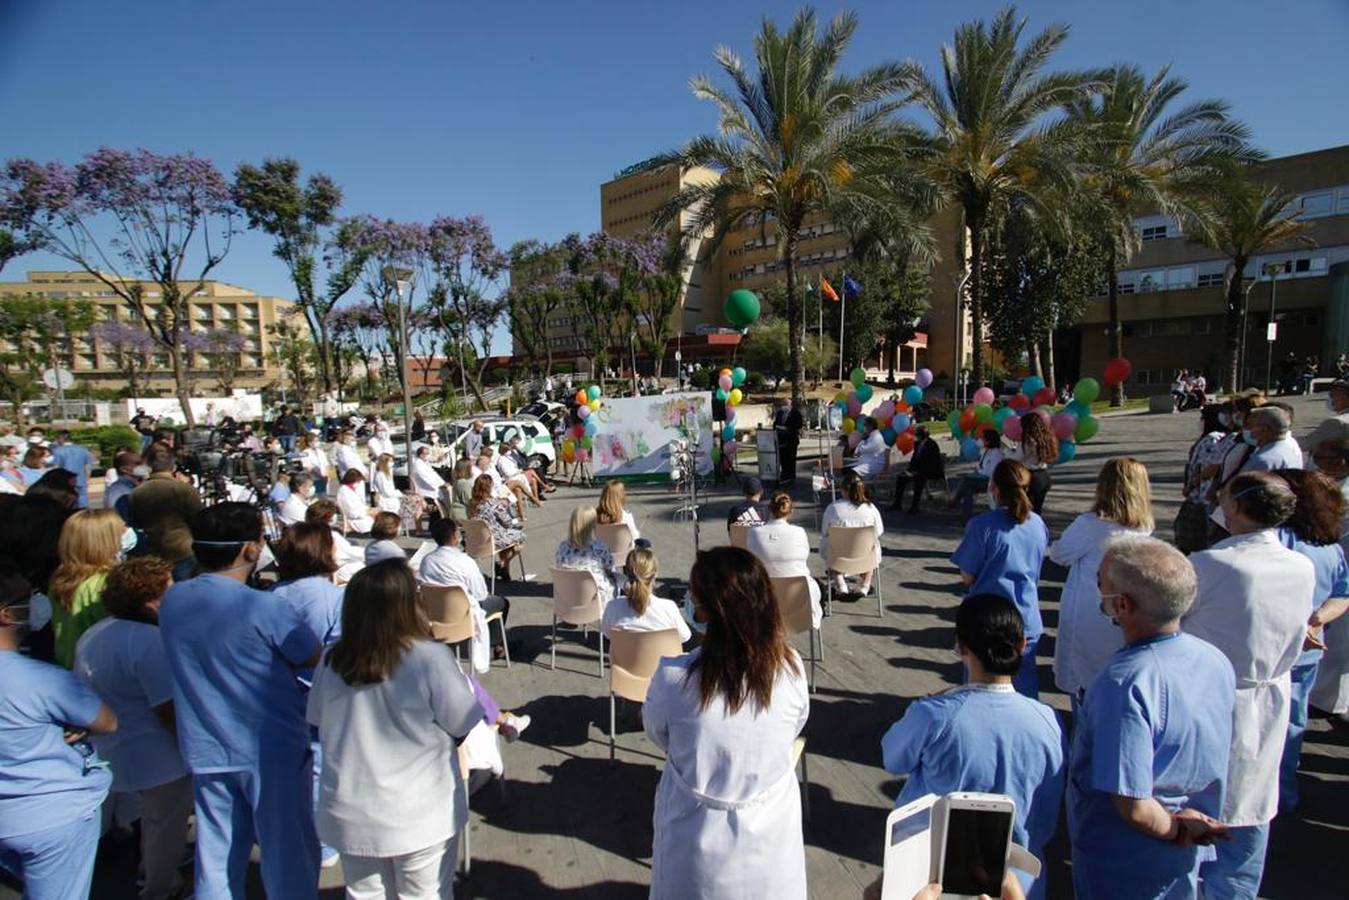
[418,584,510,668]
[548,567,606,677]
[595,522,635,565]
[728,523,752,550]
[829,445,845,473]
[462,518,525,594]
[770,575,821,692]
[823,524,883,617]
[607,628,684,762]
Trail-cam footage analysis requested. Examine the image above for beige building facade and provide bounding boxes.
[0,270,298,393]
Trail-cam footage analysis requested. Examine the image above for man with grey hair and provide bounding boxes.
[1068,535,1236,899]
[1242,405,1303,472]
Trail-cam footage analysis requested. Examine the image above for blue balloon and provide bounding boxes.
[892,413,911,433]
[881,426,897,445]
[960,437,980,461]
[1021,376,1045,397]
[584,419,598,436]
[722,424,736,441]
[1057,440,1077,464]
[902,385,924,407]
[1065,399,1091,419]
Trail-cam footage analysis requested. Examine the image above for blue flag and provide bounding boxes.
[843,276,863,299]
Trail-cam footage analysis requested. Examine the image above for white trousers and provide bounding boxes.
[139,776,193,900]
[341,835,459,900]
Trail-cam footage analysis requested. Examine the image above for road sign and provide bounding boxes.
[1266,323,1278,342]
[42,367,75,390]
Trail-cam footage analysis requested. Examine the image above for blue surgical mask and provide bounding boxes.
[1241,429,1257,447]
[119,528,139,559]
[1217,412,1231,429]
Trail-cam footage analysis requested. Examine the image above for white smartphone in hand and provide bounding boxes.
[934,792,1015,899]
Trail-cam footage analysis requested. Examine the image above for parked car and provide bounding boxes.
[441,417,557,469]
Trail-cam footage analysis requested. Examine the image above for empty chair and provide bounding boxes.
[418,583,510,667]
[829,445,845,473]
[595,521,636,565]
[607,628,685,761]
[771,575,822,692]
[728,523,752,550]
[823,524,883,617]
[549,566,606,677]
[462,518,525,593]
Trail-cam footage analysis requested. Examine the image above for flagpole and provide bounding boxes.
[817,281,823,386]
[837,271,846,384]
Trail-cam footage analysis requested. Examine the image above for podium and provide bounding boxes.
[756,428,780,482]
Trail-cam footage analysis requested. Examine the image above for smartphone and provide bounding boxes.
[935,792,1015,899]
[881,794,938,900]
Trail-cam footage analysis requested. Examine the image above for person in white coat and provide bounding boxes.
[1185,471,1314,897]
[643,547,808,900]
[366,421,395,464]
[370,453,402,514]
[277,473,315,526]
[1049,458,1154,707]
[410,446,448,508]
[746,492,822,628]
[600,547,690,642]
[335,469,376,535]
[297,433,330,496]
[333,431,364,482]
[846,418,889,479]
[820,470,884,597]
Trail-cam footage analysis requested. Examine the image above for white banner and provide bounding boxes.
[589,391,715,477]
[123,393,264,426]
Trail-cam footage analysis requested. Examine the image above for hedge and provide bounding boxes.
[69,425,142,471]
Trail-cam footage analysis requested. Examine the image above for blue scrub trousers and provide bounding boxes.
[0,809,101,900]
[192,751,320,900]
[1200,822,1270,900]
[1279,659,1318,812]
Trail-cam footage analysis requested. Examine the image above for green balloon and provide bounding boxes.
[586,385,601,401]
[724,289,761,328]
[581,436,593,450]
[1074,377,1100,405]
[850,367,867,388]
[731,366,747,387]
[715,387,728,401]
[856,383,874,403]
[947,410,962,438]
[1075,415,1100,443]
[994,407,1015,426]
[973,403,993,423]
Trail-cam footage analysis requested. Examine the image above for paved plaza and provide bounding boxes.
[23,394,1347,900]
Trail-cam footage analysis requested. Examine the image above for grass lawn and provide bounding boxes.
[1090,398,1150,414]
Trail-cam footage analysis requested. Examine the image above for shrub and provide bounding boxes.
[690,368,711,389]
[744,371,767,391]
[69,425,142,470]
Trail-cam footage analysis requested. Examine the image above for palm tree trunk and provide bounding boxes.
[785,233,804,402]
[1042,332,1056,394]
[1107,244,1124,407]
[968,220,985,391]
[1224,255,1247,392]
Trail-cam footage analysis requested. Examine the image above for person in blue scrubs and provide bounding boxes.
[951,460,1049,698]
[881,594,1064,900]
[1271,469,1348,812]
[159,502,323,900]
[0,566,118,900]
[48,432,93,510]
[1069,535,1234,899]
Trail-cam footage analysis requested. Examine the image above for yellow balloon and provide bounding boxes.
[728,388,743,406]
[842,417,856,433]
[589,398,602,410]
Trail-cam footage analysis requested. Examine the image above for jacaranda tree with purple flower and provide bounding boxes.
[0,148,236,425]
[89,319,158,399]
[425,215,507,411]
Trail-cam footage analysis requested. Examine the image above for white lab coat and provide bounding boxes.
[336,485,374,534]
[371,470,401,513]
[643,650,809,900]
[1185,530,1314,826]
[848,431,889,478]
[410,457,445,502]
[367,432,395,461]
[334,443,364,480]
[277,492,309,526]
[746,519,822,628]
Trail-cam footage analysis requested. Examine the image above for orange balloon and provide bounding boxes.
[958,408,978,433]
[896,432,916,455]
[575,389,588,405]
[720,368,732,378]
[896,400,911,413]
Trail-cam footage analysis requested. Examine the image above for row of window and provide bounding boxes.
[1120,309,1322,343]
[728,249,851,281]
[604,180,670,206]
[1108,252,1331,296]
[1131,185,1349,243]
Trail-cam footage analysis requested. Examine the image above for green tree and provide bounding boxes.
[1196,173,1312,391]
[658,7,910,402]
[506,240,568,378]
[267,318,317,404]
[1068,65,1258,402]
[233,158,365,395]
[903,6,1103,389]
[0,295,95,424]
[742,314,836,390]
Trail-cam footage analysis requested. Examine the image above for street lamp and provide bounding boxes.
[382,265,416,472]
[1262,263,1281,395]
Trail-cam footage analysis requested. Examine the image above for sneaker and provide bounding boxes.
[321,849,341,869]
[521,572,537,582]
[500,713,531,742]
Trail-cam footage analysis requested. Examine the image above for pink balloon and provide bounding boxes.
[576,404,590,419]
[972,386,995,406]
[724,440,738,456]
[575,448,589,462]
[847,397,862,416]
[847,432,862,449]
[1034,408,1052,424]
[1051,412,1078,440]
[876,400,896,421]
[718,374,733,391]
[725,406,736,423]
[1002,415,1023,442]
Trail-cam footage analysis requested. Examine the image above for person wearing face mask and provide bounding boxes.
[0,565,119,900]
[1238,406,1303,473]
[278,472,316,526]
[129,444,204,582]
[158,502,323,900]
[48,509,134,669]
[1069,535,1234,899]
[882,594,1064,900]
[26,426,47,448]
[103,450,146,522]
[333,429,363,481]
[0,445,24,494]
[1175,404,1230,553]
[1299,377,1349,459]
[1185,472,1314,897]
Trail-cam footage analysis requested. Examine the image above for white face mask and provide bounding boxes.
[119,528,139,559]
[131,465,151,479]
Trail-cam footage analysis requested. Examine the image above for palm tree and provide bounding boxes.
[657,7,911,401]
[1069,64,1258,402]
[903,6,1104,390]
[1199,173,1312,391]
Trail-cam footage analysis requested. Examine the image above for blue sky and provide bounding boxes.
[3,0,1347,351]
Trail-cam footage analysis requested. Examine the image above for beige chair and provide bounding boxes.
[549,567,606,677]
[791,736,810,822]
[770,575,821,692]
[418,584,510,668]
[829,445,845,473]
[607,628,684,762]
[728,523,752,550]
[595,522,636,566]
[462,518,524,594]
[823,524,883,617]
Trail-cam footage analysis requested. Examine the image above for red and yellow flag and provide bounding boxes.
[820,276,839,302]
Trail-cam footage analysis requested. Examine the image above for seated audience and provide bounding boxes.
[364,512,407,566]
[597,479,642,542]
[336,468,376,534]
[555,505,620,610]
[468,474,525,583]
[305,500,366,570]
[601,547,691,642]
[745,491,821,627]
[892,425,946,513]
[949,428,1003,517]
[726,475,767,529]
[278,472,316,526]
[821,470,884,598]
[420,517,511,661]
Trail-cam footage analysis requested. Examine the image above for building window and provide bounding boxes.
[1140,224,1168,241]
[1167,267,1196,290]
[1137,271,1164,293]
[1197,272,1225,288]
[1298,192,1334,219]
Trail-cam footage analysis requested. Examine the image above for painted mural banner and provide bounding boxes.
[588,391,715,479]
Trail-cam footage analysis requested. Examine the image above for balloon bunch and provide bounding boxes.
[834,366,935,456]
[560,384,603,464]
[713,366,748,461]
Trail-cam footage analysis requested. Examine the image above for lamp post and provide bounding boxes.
[383,265,416,472]
[1262,263,1281,394]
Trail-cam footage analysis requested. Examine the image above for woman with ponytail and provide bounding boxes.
[820,470,885,597]
[951,460,1050,698]
[600,547,690,642]
[746,492,822,628]
[1007,412,1058,513]
[881,594,1064,900]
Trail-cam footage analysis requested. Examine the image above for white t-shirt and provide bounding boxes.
[306,641,483,856]
[601,593,691,642]
[73,618,186,792]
